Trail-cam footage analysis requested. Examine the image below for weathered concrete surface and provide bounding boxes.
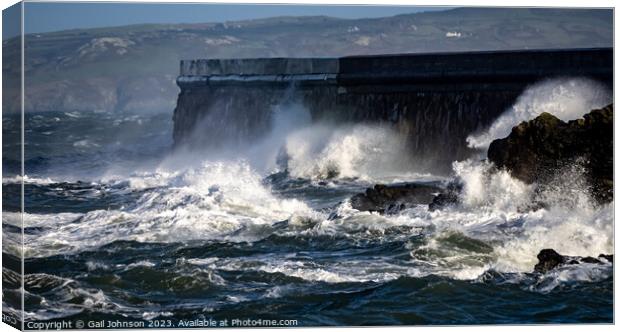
[174,48,612,173]
[179,48,612,86]
[337,48,612,86]
[181,58,339,76]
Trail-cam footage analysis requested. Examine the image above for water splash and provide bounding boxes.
[8,80,614,313]
[21,161,316,258]
[420,159,613,275]
[467,77,611,150]
[282,123,414,181]
[452,159,533,211]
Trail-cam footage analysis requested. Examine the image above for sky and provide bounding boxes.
[2,2,449,39]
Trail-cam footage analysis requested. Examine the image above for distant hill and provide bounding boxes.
[2,7,613,113]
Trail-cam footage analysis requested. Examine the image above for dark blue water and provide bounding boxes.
[2,110,613,326]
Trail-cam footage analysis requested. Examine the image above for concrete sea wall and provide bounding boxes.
[173,48,612,172]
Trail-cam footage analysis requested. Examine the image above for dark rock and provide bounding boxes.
[580,256,602,264]
[488,104,613,204]
[534,249,567,273]
[534,248,612,273]
[428,181,462,211]
[350,183,441,214]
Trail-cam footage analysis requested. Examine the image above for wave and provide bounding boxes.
[467,77,612,150]
[281,123,421,182]
[8,79,613,298]
[14,147,612,292]
[18,160,317,258]
[402,158,612,274]
[175,98,429,183]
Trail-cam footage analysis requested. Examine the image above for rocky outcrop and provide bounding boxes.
[488,104,613,203]
[350,183,441,213]
[534,249,613,273]
[350,180,464,214]
[428,182,462,211]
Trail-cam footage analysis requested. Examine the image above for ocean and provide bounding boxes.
[1,79,614,326]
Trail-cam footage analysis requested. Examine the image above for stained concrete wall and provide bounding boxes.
[180,58,339,76]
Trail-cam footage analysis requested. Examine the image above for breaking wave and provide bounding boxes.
[16,155,612,292]
[20,161,316,258]
[426,160,613,275]
[282,123,419,181]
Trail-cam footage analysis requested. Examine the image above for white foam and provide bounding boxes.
[531,262,612,293]
[453,159,533,211]
[73,139,100,148]
[2,175,57,185]
[188,254,410,284]
[400,159,613,280]
[15,83,614,292]
[20,157,611,290]
[21,160,317,258]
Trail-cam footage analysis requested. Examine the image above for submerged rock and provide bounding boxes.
[534,249,567,273]
[598,254,614,263]
[488,104,613,204]
[428,181,462,211]
[534,248,613,273]
[351,183,441,214]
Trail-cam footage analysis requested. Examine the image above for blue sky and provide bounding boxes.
[2,2,449,39]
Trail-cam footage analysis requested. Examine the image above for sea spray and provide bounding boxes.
[166,100,312,174]
[282,123,414,181]
[492,160,613,273]
[411,158,613,276]
[467,77,612,150]
[21,160,316,258]
[454,78,614,274]
[245,101,312,173]
[177,96,423,182]
[8,78,613,322]
[452,159,533,211]
[14,100,613,284]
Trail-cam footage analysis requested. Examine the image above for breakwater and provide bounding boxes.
[173,48,612,172]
